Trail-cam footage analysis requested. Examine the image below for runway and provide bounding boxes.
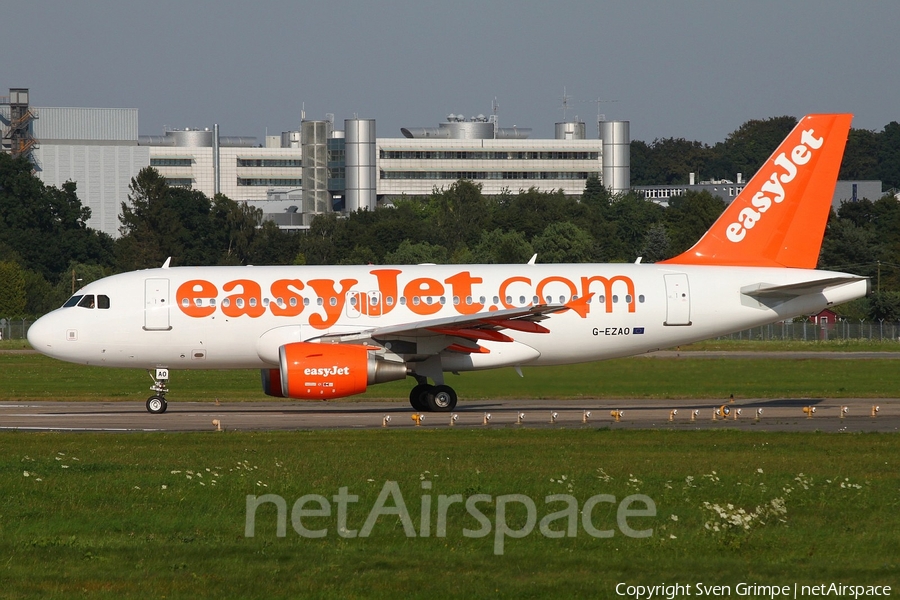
[0,397,896,433]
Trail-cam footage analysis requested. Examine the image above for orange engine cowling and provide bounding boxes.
[264,342,407,400]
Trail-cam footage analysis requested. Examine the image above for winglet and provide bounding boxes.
[660,114,852,268]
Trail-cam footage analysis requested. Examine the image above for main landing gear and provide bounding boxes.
[146,368,169,414]
[409,380,458,412]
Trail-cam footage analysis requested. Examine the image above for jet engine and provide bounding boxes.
[260,342,407,399]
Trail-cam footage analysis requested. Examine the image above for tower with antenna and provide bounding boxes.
[555,87,585,140]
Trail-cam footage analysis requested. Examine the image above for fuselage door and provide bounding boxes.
[365,291,382,317]
[144,278,172,331]
[346,291,362,318]
[345,290,383,318]
[664,273,691,326]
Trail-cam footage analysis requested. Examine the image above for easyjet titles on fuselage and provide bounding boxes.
[174,268,638,330]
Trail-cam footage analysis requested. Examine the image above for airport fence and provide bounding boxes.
[0,318,33,341]
[719,320,900,342]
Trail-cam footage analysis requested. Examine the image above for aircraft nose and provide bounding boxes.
[27,313,58,353]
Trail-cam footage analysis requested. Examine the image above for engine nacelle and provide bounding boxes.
[262,342,407,400]
[261,368,284,397]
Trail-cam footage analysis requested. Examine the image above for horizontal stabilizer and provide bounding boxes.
[741,276,868,300]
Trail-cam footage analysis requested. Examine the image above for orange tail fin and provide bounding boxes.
[660,114,852,268]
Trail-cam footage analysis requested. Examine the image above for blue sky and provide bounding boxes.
[7,1,899,143]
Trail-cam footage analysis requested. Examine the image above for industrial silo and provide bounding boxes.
[599,120,630,194]
[555,121,586,140]
[344,118,376,212]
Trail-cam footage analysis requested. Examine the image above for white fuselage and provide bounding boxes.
[27,263,867,373]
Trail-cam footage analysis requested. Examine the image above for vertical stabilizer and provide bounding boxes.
[661,114,852,268]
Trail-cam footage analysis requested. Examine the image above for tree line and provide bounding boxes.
[632,116,900,190]
[2,116,899,320]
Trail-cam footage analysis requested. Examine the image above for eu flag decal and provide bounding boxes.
[633,327,645,334]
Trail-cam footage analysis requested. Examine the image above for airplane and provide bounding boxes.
[27,114,868,414]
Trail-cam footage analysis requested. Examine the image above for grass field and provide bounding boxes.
[2,344,898,598]
[1,429,898,599]
[3,351,900,403]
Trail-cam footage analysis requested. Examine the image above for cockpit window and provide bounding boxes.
[63,295,83,308]
[64,294,109,309]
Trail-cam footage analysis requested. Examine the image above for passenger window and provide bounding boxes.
[98,295,110,309]
[386,296,395,306]
[77,295,96,309]
[639,295,645,303]
[625,294,633,304]
[64,295,83,308]
[598,295,606,303]
[613,295,619,303]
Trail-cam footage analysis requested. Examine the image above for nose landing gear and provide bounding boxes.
[146,368,169,414]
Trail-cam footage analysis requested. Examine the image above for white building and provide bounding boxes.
[4,91,629,234]
[24,107,148,237]
[377,138,603,199]
[377,116,610,199]
[141,128,303,204]
[142,114,624,230]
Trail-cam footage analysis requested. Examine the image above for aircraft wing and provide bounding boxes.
[740,276,868,300]
[305,303,568,352]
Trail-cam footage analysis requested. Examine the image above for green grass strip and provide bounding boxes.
[0,429,897,598]
[4,353,900,401]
